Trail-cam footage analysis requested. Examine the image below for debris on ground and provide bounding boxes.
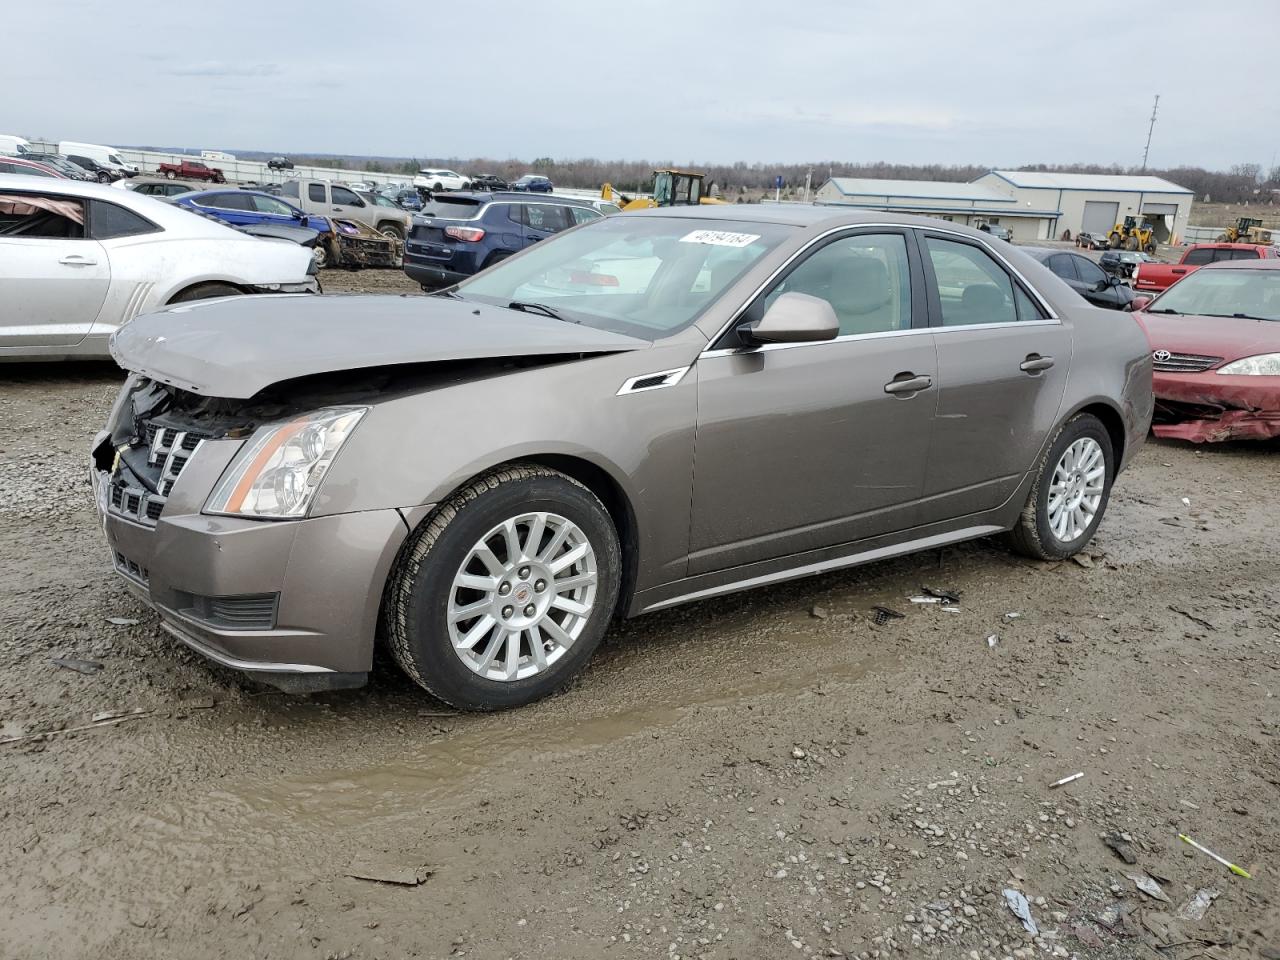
[909,595,944,604]
[1002,888,1038,935]
[1048,772,1084,789]
[1104,831,1138,864]
[809,605,828,619]
[346,858,432,886]
[0,708,153,746]
[871,605,904,625]
[1004,611,1022,620]
[1178,833,1253,878]
[986,634,998,648]
[1178,887,1220,921]
[50,657,103,675]
[1181,496,1192,507]
[920,585,961,603]
[105,617,139,626]
[1128,872,1172,903]
[1071,553,1094,568]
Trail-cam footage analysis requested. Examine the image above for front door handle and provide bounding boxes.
[59,255,98,266]
[883,374,933,395]
[1020,354,1055,373]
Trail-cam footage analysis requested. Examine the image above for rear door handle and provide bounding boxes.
[59,255,98,266]
[1020,355,1055,373]
[1172,268,1186,275]
[883,374,933,395]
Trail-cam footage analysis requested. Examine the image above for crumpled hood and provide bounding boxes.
[111,294,649,398]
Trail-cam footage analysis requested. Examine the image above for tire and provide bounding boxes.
[1216,233,1229,242]
[1108,234,1121,249]
[378,223,405,241]
[386,465,622,711]
[1005,413,1114,562]
[433,181,443,192]
[1124,236,1138,251]
[165,170,176,180]
[169,282,242,303]
[311,243,328,269]
[1143,242,1157,254]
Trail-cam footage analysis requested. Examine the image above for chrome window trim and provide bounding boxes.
[699,221,1059,357]
[699,318,1062,359]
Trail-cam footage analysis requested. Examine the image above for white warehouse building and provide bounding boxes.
[815,170,1193,244]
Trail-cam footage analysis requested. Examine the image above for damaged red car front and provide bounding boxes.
[1132,259,1280,442]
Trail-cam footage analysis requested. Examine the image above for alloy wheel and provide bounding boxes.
[447,512,598,682]
[1046,438,1105,542]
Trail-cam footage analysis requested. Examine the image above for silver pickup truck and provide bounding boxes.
[279,179,411,240]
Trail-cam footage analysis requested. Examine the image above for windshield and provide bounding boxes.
[454,215,793,339]
[1153,268,1280,321]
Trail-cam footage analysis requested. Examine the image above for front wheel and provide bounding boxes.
[1005,413,1114,561]
[1143,242,1157,254]
[165,170,176,180]
[378,223,405,241]
[386,465,621,711]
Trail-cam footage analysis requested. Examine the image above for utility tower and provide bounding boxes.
[1141,95,1160,171]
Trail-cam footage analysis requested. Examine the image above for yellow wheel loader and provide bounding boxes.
[601,169,729,211]
[1108,216,1157,253]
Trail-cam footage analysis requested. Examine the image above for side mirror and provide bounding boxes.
[737,292,839,345]
[298,215,309,227]
[1126,295,1153,313]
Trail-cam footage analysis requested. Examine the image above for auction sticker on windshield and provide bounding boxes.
[679,230,761,248]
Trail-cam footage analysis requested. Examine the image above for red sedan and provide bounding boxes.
[0,156,65,177]
[1132,259,1280,442]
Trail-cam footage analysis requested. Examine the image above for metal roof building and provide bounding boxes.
[815,170,1194,244]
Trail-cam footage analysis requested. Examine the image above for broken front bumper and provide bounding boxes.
[90,431,410,690]
[1152,371,1280,442]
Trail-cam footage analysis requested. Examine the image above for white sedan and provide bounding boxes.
[0,174,318,361]
[411,168,470,192]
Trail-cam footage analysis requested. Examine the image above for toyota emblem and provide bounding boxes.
[1152,349,1171,362]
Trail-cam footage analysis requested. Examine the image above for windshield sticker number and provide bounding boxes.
[679,230,760,248]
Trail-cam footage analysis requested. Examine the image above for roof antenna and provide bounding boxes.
[1141,95,1160,172]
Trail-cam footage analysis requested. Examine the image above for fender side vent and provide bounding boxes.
[617,366,691,395]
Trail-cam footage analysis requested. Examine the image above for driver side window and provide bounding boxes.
[764,233,913,336]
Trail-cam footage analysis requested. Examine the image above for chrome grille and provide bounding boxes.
[1152,351,1223,373]
[107,426,208,527]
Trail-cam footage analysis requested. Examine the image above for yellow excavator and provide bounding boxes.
[601,169,729,211]
[1108,215,1157,253]
[1218,217,1264,243]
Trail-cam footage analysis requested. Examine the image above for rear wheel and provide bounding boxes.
[169,282,241,303]
[165,170,176,180]
[386,465,621,711]
[1005,413,1114,561]
[1108,233,1121,249]
[433,181,443,192]
[1143,241,1157,254]
[378,223,405,241]
[1216,233,1229,242]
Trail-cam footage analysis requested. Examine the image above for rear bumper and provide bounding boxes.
[92,455,411,685]
[404,260,469,289]
[1151,371,1280,441]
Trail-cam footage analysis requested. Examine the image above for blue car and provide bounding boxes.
[510,174,554,193]
[403,191,603,289]
[390,189,423,211]
[174,189,332,235]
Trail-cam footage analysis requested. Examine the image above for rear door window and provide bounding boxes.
[525,203,571,234]
[924,236,1019,326]
[307,183,327,203]
[1228,248,1260,261]
[1183,248,1217,265]
[1046,254,1079,281]
[198,192,251,211]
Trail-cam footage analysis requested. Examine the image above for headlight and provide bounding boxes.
[204,407,368,518]
[1217,354,1280,376]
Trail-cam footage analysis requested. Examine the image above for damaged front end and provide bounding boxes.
[1151,375,1280,442]
[330,218,403,269]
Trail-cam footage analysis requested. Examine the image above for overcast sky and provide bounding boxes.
[8,0,1278,170]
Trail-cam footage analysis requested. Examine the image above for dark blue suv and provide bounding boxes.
[403,192,614,289]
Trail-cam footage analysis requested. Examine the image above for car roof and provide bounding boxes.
[1199,257,1280,271]
[0,173,243,237]
[627,203,982,231]
[428,190,598,208]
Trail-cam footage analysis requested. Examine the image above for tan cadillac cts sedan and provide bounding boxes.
[92,206,1153,709]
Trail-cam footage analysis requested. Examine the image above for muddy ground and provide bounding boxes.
[1,269,1278,960]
